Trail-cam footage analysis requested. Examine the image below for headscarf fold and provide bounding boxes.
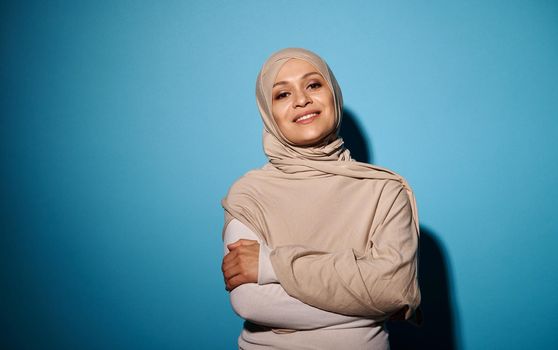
[221,47,421,324]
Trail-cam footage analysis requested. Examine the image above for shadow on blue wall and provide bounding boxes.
[388,226,457,350]
[340,108,458,349]
[339,108,373,164]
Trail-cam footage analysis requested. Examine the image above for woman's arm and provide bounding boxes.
[223,218,371,330]
[268,182,421,321]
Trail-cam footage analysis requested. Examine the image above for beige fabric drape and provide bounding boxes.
[221,48,422,325]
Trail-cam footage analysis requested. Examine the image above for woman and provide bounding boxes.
[221,48,421,349]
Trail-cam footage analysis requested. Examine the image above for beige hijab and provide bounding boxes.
[221,48,421,324]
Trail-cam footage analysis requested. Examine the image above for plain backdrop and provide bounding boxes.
[1,1,557,349]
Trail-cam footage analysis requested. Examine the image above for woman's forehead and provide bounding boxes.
[273,59,324,85]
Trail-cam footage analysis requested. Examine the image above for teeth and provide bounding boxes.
[295,113,318,122]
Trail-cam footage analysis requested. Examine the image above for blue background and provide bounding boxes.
[2,1,557,349]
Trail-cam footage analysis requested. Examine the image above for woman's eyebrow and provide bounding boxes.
[273,72,321,88]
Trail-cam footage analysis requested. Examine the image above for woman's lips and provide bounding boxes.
[294,112,321,124]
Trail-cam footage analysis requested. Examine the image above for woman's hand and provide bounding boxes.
[222,239,260,291]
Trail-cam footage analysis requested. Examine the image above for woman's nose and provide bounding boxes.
[294,89,312,108]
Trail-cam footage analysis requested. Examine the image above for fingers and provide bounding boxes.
[221,248,251,278]
[227,239,258,250]
[222,244,259,271]
[226,274,250,291]
[222,260,241,280]
[222,249,237,267]
[223,264,246,286]
[221,259,238,279]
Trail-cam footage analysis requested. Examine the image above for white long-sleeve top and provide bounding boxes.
[224,218,390,349]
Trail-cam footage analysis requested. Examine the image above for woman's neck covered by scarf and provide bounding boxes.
[263,129,353,163]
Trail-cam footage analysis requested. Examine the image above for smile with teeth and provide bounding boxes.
[295,112,320,123]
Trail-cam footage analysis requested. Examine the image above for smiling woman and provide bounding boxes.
[271,59,336,147]
[221,48,421,349]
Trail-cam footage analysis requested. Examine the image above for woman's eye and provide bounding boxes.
[308,82,322,90]
[275,92,289,100]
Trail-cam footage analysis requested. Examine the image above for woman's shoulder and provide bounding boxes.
[351,160,412,189]
[351,161,415,206]
[363,164,417,222]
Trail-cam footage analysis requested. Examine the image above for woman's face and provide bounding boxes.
[271,59,336,146]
